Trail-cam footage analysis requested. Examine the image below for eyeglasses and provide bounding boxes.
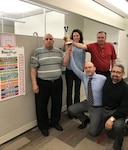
[45,38,53,41]
[111,70,123,75]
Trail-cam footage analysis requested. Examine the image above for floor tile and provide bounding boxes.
[37,138,74,150]
[1,137,30,150]
[74,137,106,150]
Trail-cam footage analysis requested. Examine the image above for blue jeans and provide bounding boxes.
[68,100,103,136]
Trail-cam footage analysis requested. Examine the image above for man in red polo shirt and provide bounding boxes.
[73,31,117,78]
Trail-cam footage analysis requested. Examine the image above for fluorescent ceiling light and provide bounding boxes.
[106,0,128,14]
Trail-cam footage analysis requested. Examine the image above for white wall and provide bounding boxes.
[46,12,65,38]
[65,13,84,36]
[83,18,119,42]
[15,12,65,38]
[15,14,45,36]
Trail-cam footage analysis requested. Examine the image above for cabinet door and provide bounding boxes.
[117,30,128,78]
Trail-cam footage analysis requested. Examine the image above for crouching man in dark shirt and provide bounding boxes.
[102,64,128,150]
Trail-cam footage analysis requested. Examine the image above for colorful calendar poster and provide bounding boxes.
[0,47,25,101]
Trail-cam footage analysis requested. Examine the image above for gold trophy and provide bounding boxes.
[64,25,72,44]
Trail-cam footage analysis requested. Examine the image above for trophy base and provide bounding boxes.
[65,41,72,45]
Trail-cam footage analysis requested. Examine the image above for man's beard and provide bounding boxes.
[111,76,120,83]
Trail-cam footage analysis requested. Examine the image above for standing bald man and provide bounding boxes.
[30,34,70,136]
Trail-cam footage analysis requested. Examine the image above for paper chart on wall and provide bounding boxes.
[0,47,25,101]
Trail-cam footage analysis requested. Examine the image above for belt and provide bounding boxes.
[93,106,102,108]
[103,106,115,110]
[50,77,61,83]
[38,77,61,83]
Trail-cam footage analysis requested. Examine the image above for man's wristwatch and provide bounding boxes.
[110,116,115,122]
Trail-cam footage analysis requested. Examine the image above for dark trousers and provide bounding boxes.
[106,118,128,150]
[65,69,81,109]
[68,101,103,136]
[103,108,128,150]
[35,77,62,130]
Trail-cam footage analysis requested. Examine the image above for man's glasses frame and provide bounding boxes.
[111,70,123,75]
